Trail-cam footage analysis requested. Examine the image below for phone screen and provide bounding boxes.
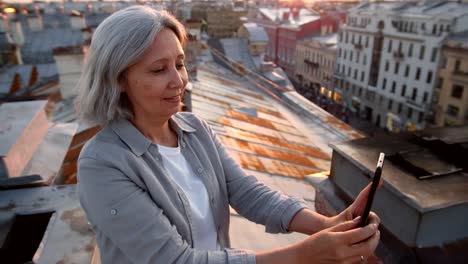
[359,152,385,227]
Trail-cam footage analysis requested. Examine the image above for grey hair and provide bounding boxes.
[75,5,186,126]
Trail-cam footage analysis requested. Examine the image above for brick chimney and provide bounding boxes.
[28,65,38,86]
[282,11,290,22]
[9,73,21,95]
[292,8,300,20]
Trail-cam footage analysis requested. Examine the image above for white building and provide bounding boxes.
[335,0,468,131]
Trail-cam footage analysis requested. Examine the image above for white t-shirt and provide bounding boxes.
[157,144,220,250]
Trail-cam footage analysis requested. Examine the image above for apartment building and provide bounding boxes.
[334,1,468,132]
[295,33,338,103]
[248,7,341,78]
[434,31,468,126]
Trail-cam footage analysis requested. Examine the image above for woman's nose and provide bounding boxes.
[169,68,186,88]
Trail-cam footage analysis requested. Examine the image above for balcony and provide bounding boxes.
[406,97,426,112]
[353,43,363,50]
[452,70,468,84]
[393,50,404,61]
[304,59,318,67]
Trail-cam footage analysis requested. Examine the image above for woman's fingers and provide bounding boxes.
[329,217,361,232]
[336,223,379,245]
[350,229,381,258]
[367,212,381,226]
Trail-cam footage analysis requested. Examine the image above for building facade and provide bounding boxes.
[434,32,468,126]
[248,7,342,78]
[295,34,337,104]
[334,1,468,132]
[206,6,247,38]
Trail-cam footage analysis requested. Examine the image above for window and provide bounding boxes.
[451,84,464,99]
[408,43,413,57]
[447,105,459,117]
[356,52,360,63]
[412,88,418,101]
[418,112,424,123]
[398,103,402,114]
[426,71,433,84]
[405,65,410,77]
[391,81,396,93]
[408,108,413,119]
[415,67,421,80]
[345,32,349,43]
[454,59,461,73]
[354,69,358,79]
[388,39,393,53]
[419,45,425,60]
[432,24,437,35]
[363,54,367,64]
[394,62,400,74]
[401,84,407,96]
[348,67,351,77]
[338,48,342,58]
[431,48,437,62]
[344,50,347,60]
[382,78,387,90]
[352,33,355,44]
[423,92,428,103]
[361,71,365,82]
[388,99,393,110]
[385,60,389,72]
[365,36,369,47]
[350,51,353,62]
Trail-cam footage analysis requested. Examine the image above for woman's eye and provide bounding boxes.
[176,63,185,70]
[152,68,165,74]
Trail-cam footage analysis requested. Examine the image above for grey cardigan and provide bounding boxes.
[77,112,307,264]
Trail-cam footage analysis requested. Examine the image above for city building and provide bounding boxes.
[248,6,342,78]
[295,33,338,106]
[237,22,269,56]
[334,1,468,132]
[206,5,247,38]
[433,30,468,126]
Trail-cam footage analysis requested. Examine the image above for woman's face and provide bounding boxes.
[122,28,188,121]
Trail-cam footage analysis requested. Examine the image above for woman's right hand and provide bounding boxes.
[296,216,380,264]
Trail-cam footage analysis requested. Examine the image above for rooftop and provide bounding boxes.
[242,22,269,42]
[259,7,320,26]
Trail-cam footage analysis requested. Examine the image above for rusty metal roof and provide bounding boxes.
[192,64,336,179]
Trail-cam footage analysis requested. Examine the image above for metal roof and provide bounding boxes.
[242,22,269,42]
[192,64,332,179]
[22,28,83,64]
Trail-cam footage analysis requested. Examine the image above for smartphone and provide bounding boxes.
[359,152,385,227]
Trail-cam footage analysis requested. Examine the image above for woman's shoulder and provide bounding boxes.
[78,126,129,162]
[173,112,210,131]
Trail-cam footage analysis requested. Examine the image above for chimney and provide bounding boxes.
[292,8,300,20]
[27,15,44,31]
[0,15,9,32]
[9,73,21,95]
[10,20,25,46]
[28,65,38,86]
[70,11,85,30]
[282,11,290,22]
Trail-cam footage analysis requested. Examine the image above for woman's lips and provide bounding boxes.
[164,95,181,103]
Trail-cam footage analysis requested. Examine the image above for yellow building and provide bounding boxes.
[434,33,468,127]
[206,7,247,38]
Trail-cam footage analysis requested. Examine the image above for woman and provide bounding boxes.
[76,6,380,264]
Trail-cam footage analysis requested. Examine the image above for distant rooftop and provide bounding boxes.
[354,1,468,18]
[242,22,269,42]
[259,7,320,26]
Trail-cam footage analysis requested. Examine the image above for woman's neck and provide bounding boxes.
[131,115,178,147]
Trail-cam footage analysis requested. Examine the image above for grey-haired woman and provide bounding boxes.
[76,5,380,264]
